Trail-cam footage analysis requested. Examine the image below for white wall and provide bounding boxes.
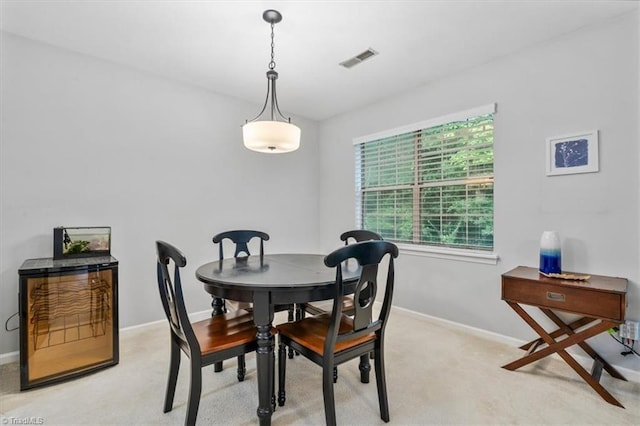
[2,11,639,376]
[319,12,639,371]
[0,32,321,355]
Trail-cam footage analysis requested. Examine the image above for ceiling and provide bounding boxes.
[1,1,637,121]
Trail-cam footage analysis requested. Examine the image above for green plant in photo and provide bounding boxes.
[66,240,91,254]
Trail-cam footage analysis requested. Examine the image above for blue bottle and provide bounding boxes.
[539,231,561,274]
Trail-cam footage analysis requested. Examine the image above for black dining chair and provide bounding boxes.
[213,230,297,359]
[155,240,260,426]
[276,240,399,426]
[212,229,296,316]
[212,230,270,313]
[301,229,383,382]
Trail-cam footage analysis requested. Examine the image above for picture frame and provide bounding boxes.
[546,130,599,176]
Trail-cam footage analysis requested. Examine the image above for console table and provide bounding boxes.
[501,266,628,408]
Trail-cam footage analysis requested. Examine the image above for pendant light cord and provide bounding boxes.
[269,21,276,70]
[244,10,294,126]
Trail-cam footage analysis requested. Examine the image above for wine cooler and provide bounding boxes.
[18,256,119,390]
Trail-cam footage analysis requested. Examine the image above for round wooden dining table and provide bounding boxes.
[195,253,360,426]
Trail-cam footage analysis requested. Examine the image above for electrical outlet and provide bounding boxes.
[619,321,639,340]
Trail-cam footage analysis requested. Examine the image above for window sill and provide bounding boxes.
[395,243,499,265]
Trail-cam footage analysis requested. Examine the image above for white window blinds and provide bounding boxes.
[354,103,496,251]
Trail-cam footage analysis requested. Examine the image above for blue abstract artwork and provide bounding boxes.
[554,139,588,168]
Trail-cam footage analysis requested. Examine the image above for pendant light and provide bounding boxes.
[242,9,301,154]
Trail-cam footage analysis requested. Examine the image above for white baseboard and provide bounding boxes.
[0,350,19,364]
[392,305,525,346]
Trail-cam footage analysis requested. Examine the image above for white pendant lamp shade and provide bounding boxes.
[243,10,300,154]
[243,120,301,153]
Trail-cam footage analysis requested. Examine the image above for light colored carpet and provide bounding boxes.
[1,308,638,425]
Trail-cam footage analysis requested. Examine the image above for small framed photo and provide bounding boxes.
[546,130,599,176]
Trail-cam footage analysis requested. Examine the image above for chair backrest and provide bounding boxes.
[340,229,382,245]
[155,240,200,356]
[212,230,270,260]
[339,230,382,309]
[324,240,398,351]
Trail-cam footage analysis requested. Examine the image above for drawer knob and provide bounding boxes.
[546,291,565,302]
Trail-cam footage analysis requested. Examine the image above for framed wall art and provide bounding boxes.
[546,130,599,176]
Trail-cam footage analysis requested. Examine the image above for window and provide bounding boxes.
[354,104,496,253]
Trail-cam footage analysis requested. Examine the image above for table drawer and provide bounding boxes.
[502,278,624,322]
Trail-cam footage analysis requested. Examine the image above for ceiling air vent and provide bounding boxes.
[339,48,379,69]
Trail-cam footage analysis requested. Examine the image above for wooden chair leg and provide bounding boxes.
[359,354,371,383]
[294,306,302,356]
[323,361,337,426]
[237,355,246,381]
[286,306,296,358]
[278,342,287,406]
[211,297,225,373]
[287,305,294,322]
[186,362,202,426]
[295,304,303,321]
[164,341,181,413]
[374,348,390,422]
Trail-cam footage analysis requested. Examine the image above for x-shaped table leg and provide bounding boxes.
[540,308,627,382]
[502,301,625,408]
[519,316,593,352]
